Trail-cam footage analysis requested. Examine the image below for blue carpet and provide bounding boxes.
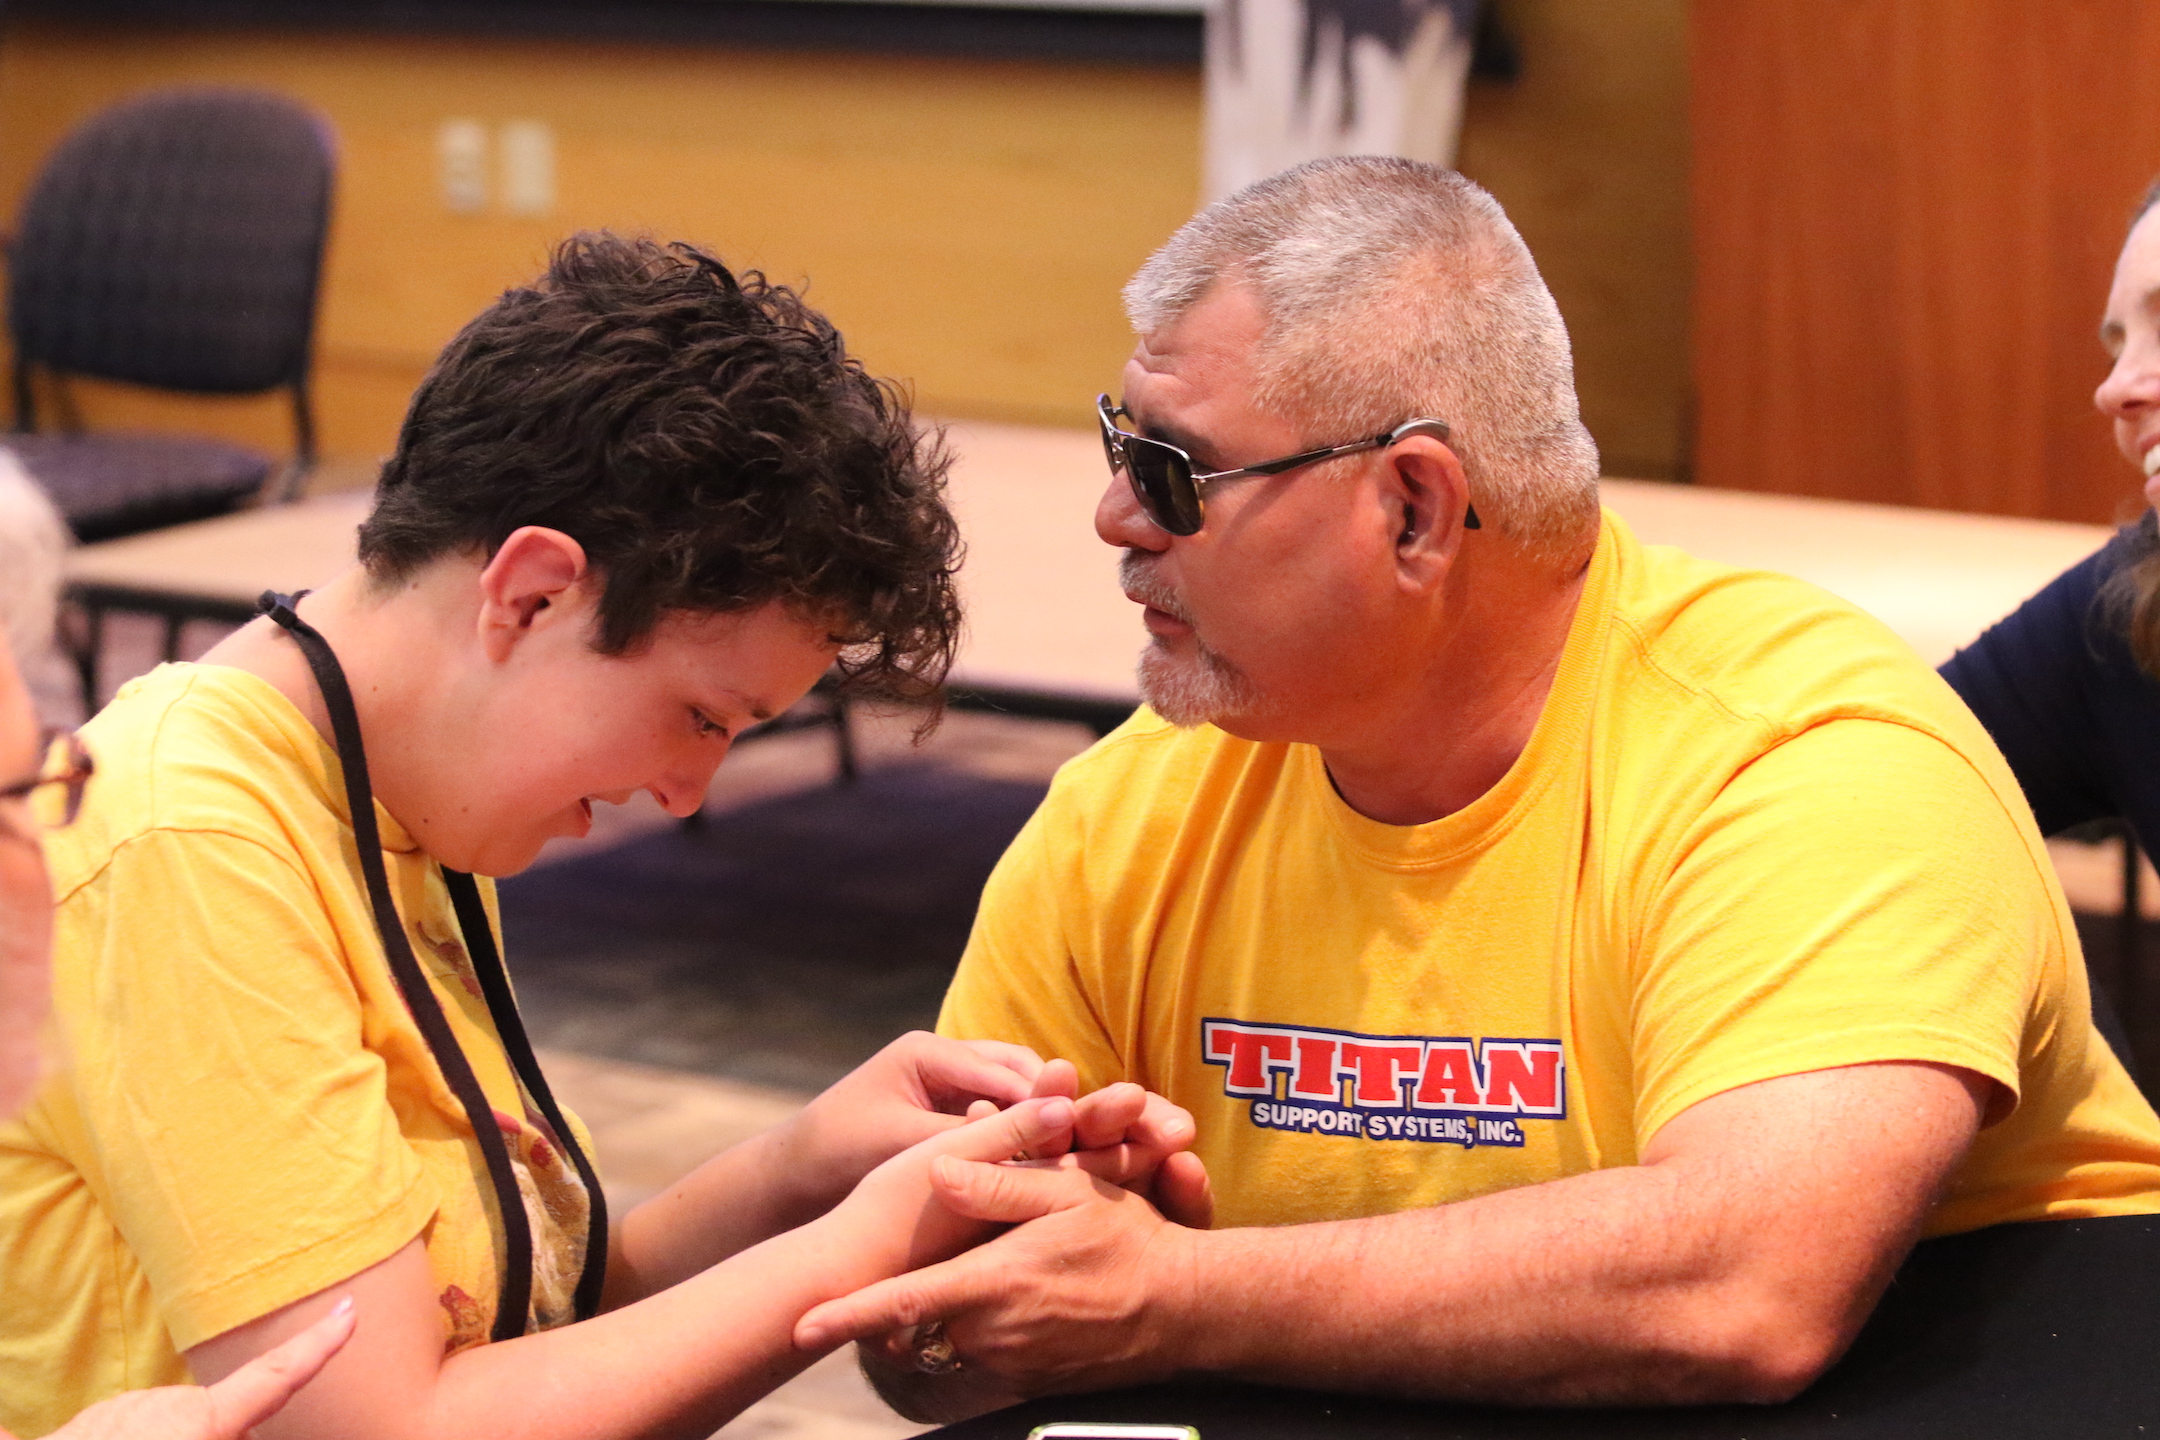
[498,762,1049,1092]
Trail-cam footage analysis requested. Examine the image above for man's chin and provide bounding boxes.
[1136,644,1266,731]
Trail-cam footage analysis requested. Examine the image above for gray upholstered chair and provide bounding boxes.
[4,87,335,542]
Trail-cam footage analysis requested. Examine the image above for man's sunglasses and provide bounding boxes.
[1097,393,1477,537]
[0,730,94,828]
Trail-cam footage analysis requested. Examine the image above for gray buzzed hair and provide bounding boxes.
[0,452,67,673]
[1125,156,1601,560]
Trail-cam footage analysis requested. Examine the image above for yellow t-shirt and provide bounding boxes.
[941,512,2160,1236]
[0,665,593,1438]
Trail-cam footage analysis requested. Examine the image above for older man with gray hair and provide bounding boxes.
[801,157,2160,1414]
[0,456,354,1439]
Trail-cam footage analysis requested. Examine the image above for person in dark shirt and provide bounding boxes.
[1941,181,2160,1068]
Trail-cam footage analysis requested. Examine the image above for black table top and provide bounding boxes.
[930,1215,2160,1440]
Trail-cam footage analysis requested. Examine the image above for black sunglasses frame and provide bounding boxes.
[1097,393,1477,537]
[0,729,94,828]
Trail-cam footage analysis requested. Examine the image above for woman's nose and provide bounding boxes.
[649,746,728,818]
[2096,340,2160,419]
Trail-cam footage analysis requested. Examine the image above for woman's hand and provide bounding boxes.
[29,1298,354,1440]
[769,1032,1048,1218]
[808,1093,1079,1283]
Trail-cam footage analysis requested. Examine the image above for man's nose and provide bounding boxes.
[1095,472,1171,552]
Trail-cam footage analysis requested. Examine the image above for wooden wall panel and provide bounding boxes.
[1460,0,1689,482]
[0,22,1206,462]
[1692,0,2160,523]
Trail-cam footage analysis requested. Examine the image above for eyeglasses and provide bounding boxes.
[0,730,95,828]
[1097,393,1476,537]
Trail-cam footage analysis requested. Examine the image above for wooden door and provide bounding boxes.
[1691,0,2160,523]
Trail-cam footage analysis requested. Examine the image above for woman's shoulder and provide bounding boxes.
[50,664,338,883]
[1945,521,2150,676]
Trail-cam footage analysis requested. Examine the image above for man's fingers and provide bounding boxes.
[1072,1081,1145,1151]
[797,1258,1005,1350]
[965,1098,998,1121]
[202,1297,355,1434]
[1029,1058,1080,1102]
[1151,1151,1214,1230]
[1131,1093,1197,1154]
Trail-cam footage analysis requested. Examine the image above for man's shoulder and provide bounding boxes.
[1603,526,1978,745]
[1051,706,1257,790]
[1032,707,1287,834]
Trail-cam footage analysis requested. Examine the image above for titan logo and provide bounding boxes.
[1200,1018,1565,1148]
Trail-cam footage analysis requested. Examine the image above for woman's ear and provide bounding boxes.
[1384,439,1473,594]
[475,526,590,662]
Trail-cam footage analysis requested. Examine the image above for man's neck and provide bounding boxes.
[1314,554,1591,827]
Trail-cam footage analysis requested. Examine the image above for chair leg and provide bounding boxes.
[283,379,318,502]
[2123,825,2144,1071]
[73,604,105,718]
[831,693,858,785]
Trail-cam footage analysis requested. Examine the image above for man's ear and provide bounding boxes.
[475,526,591,662]
[1382,438,1473,593]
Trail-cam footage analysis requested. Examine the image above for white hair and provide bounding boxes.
[0,452,67,675]
[1124,156,1601,561]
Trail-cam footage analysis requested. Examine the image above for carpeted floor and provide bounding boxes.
[498,732,1070,1092]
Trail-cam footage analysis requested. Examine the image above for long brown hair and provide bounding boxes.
[2101,182,2160,680]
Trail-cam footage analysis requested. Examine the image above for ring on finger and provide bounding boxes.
[913,1320,965,1375]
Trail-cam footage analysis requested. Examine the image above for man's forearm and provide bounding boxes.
[1170,1159,1852,1407]
[1156,1066,1981,1406]
[801,1062,1980,1411]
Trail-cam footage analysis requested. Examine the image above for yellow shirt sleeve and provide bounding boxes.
[1629,716,2054,1145]
[53,826,439,1350]
[938,794,1127,1095]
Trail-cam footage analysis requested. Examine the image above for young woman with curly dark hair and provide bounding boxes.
[0,234,1198,1439]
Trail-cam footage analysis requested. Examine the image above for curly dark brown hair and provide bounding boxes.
[358,232,961,704]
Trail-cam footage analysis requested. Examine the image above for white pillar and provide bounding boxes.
[1204,0,1478,203]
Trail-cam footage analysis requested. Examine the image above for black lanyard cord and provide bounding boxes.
[441,871,610,1321]
[256,591,606,1338]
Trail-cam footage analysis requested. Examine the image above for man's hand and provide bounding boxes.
[809,1159,1201,1404]
[26,1298,354,1440]
[820,1060,1991,1414]
[849,1074,1213,1423]
[770,1032,1049,1218]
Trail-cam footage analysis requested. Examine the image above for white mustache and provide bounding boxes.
[1119,552,1192,624]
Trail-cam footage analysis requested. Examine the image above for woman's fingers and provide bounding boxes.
[202,1297,355,1435]
[931,1154,1104,1223]
[922,1094,1075,1165]
[910,1036,1041,1111]
[796,1255,1002,1351]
